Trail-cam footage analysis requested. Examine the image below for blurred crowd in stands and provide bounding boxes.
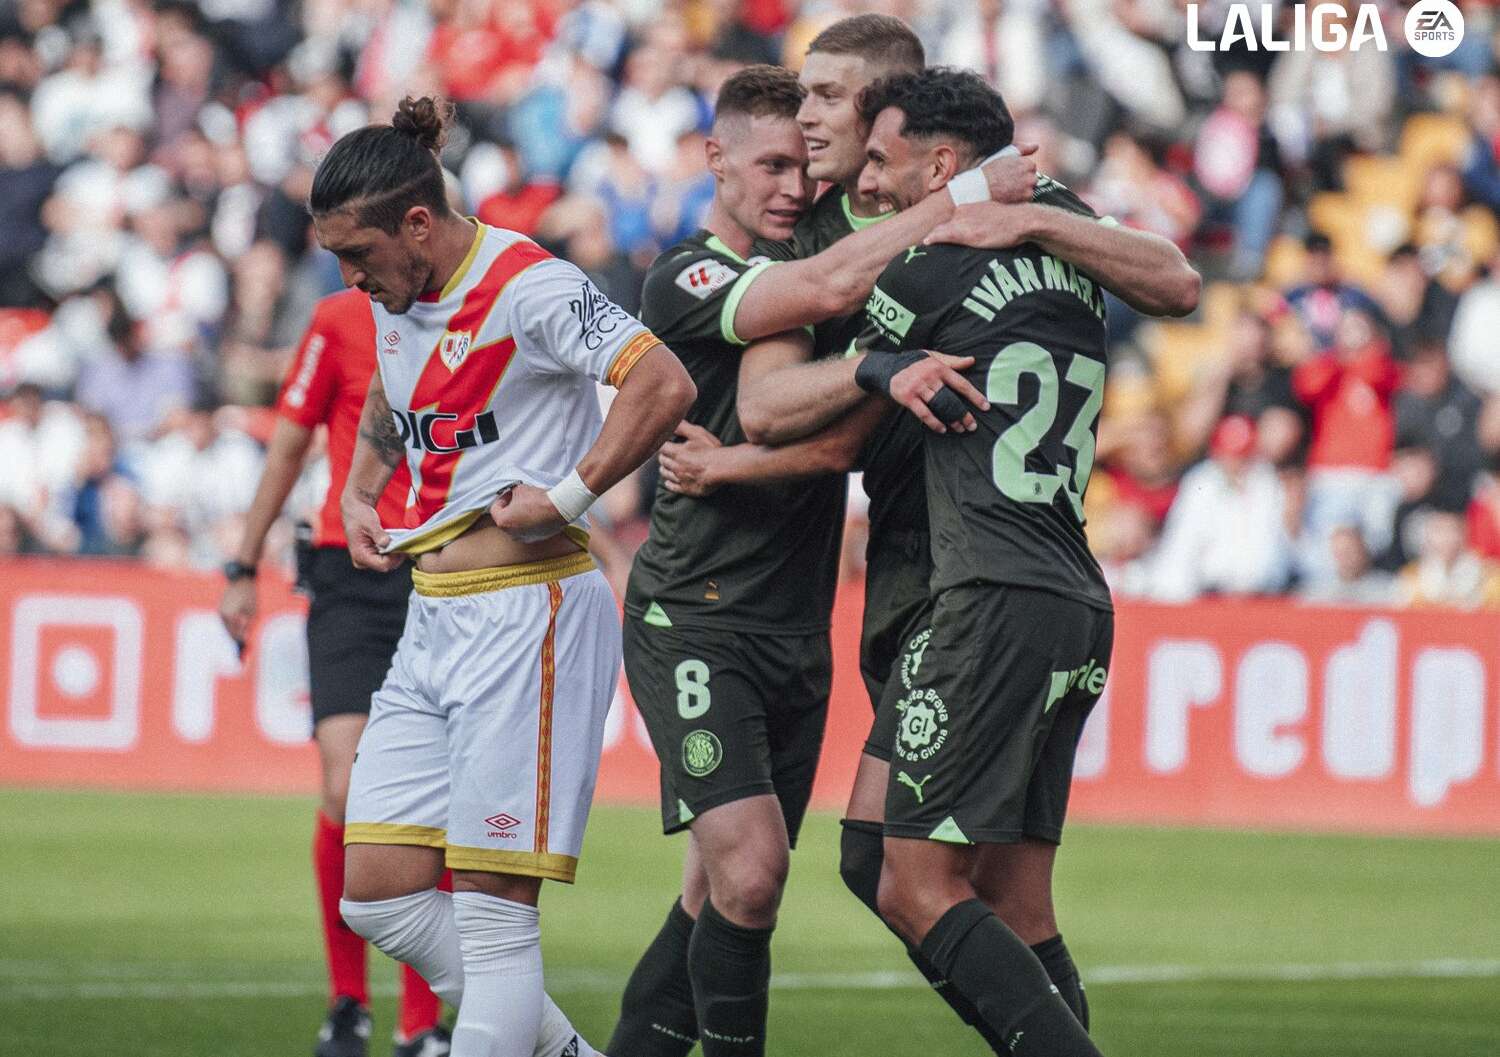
[2,0,1500,609]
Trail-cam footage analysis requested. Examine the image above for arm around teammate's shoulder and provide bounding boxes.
[925,202,1201,317]
[728,190,956,342]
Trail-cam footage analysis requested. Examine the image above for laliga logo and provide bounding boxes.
[1189,1,1462,55]
[1188,3,1386,51]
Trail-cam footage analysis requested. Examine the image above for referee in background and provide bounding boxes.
[219,288,449,1057]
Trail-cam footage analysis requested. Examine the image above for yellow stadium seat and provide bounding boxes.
[1400,113,1471,171]
[1148,321,1221,405]
[1263,235,1306,288]
[1344,155,1423,212]
[1201,280,1246,331]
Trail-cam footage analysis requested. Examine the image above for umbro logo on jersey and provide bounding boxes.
[440,330,472,371]
[484,813,521,839]
[674,258,737,300]
[383,331,400,349]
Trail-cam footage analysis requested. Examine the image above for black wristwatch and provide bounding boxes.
[223,560,258,582]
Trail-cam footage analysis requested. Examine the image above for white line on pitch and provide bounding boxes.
[2,959,1499,1000]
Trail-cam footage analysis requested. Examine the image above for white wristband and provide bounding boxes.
[946,167,989,206]
[946,144,1023,207]
[546,469,597,523]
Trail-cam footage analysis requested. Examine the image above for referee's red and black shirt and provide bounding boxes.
[275,289,411,548]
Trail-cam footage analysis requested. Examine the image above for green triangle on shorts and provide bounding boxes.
[644,602,673,627]
[678,799,695,824]
[929,816,971,845]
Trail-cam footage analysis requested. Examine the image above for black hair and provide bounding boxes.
[857,67,1013,163]
[807,14,924,74]
[714,64,805,124]
[309,96,453,233]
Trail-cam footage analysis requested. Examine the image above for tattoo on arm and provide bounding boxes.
[359,384,405,469]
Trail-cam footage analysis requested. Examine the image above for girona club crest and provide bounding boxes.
[440,330,472,372]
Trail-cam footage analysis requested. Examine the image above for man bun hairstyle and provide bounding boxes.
[390,94,451,153]
[807,14,924,75]
[857,67,1014,165]
[309,95,454,233]
[713,64,805,126]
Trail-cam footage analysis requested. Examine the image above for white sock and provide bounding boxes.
[339,890,464,1007]
[339,891,594,1056]
[451,891,545,1057]
[536,994,598,1057]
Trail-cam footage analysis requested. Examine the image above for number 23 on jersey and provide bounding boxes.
[987,341,1106,524]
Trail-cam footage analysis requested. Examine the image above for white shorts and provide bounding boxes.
[345,551,621,883]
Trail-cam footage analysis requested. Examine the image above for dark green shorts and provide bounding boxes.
[623,615,832,844]
[878,584,1113,846]
[858,529,931,762]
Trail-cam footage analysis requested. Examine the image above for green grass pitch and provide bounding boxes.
[2,788,1497,1056]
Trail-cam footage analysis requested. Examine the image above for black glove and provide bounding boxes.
[855,351,971,425]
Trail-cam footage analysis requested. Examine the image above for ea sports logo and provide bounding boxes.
[1405,0,1463,58]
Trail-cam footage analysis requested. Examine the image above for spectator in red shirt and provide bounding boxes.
[475,140,561,236]
[1103,408,1180,527]
[1294,305,1402,574]
[425,0,554,105]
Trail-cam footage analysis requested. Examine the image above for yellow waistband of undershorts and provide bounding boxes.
[411,549,596,597]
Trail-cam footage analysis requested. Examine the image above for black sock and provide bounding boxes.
[1031,933,1089,1030]
[839,821,1003,1044]
[687,898,773,1057]
[920,900,1104,1057]
[607,899,699,1057]
[837,819,885,913]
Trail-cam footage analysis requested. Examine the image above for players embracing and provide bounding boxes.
[612,15,1199,1057]
[624,14,1206,1055]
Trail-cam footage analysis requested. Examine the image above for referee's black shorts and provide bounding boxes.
[304,545,411,730]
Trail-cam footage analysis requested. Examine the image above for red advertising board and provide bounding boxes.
[3,558,1498,835]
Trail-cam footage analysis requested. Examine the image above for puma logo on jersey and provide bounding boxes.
[393,408,501,454]
[896,770,932,803]
[674,258,737,300]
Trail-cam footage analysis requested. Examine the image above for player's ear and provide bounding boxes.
[705,136,727,180]
[403,205,433,243]
[930,144,960,192]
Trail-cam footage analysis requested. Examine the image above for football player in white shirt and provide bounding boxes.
[309,96,695,1057]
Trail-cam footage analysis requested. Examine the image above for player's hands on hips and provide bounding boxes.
[980,142,1038,204]
[925,201,1040,251]
[218,579,256,651]
[890,352,990,434]
[659,422,724,497]
[342,497,404,572]
[490,484,567,543]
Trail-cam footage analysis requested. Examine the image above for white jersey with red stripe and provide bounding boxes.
[371,223,660,554]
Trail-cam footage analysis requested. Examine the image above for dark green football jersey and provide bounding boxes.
[855,235,1113,611]
[754,186,929,540]
[780,186,893,359]
[625,229,846,633]
[852,178,1103,545]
